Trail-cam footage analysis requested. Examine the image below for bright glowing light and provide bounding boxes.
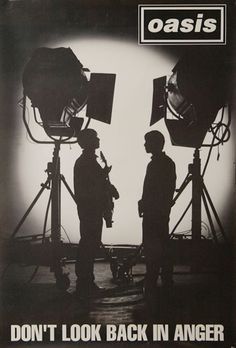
[15,37,234,244]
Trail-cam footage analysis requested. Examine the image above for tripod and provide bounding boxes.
[170,148,227,243]
[11,141,76,289]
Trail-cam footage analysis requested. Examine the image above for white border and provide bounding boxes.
[138,4,226,45]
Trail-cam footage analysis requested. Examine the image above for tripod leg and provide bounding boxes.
[11,178,51,239]
[61,175,76,203]
[172,173,192,205]
[202,184,227,242]
[170,200,192,237]
[202,191,218,243]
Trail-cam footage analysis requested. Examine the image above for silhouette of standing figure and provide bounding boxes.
[138,130,176,295]
[74,129,112,298]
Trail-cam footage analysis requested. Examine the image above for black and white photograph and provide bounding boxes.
[0,1,235,347]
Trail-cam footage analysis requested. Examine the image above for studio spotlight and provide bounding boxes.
[150,49,229,148]
[23,47,88,137]
[22,47,116,140]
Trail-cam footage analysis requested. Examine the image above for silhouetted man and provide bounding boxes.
[138,130,176,295]
[74,129,111,298]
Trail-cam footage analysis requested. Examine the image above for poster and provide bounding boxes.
[0,0,235,347]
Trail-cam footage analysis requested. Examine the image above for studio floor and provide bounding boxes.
[0,261,234,347]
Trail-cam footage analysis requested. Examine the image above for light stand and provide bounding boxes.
[50,142,66,288]
[171,148,227,244]
[10,140,78,289]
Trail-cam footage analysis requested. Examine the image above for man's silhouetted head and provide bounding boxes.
[144,130,165,154]
[77,129,100,150]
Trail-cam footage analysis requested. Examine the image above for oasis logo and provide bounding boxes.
[138,5,226,44]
